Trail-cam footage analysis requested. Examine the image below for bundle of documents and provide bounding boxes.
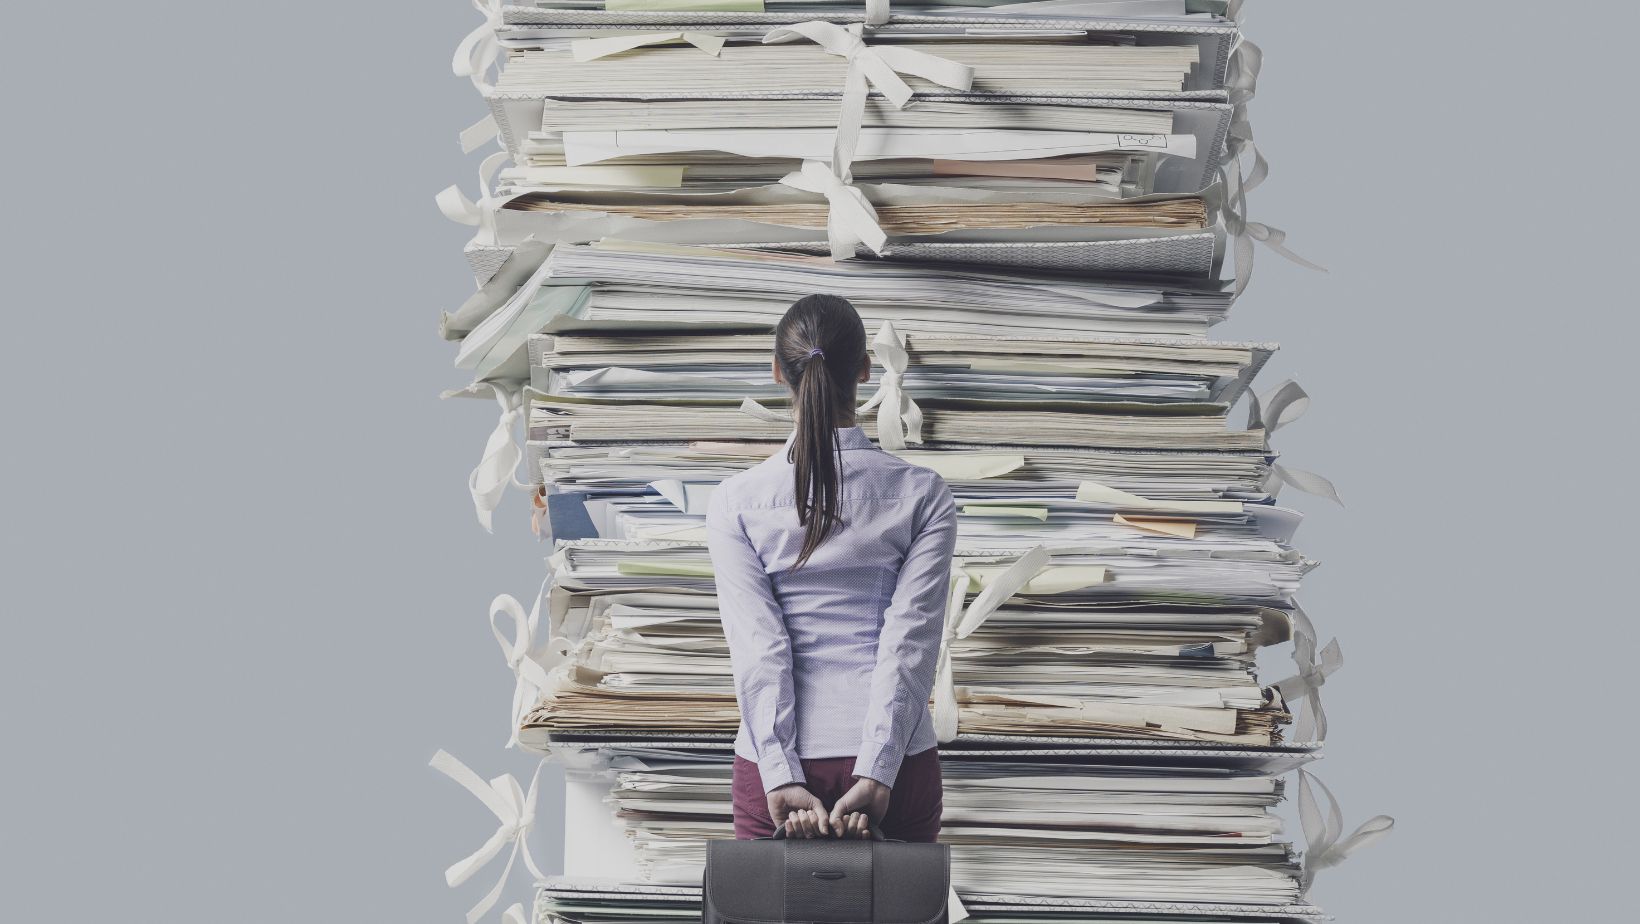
[430,5,1393,924]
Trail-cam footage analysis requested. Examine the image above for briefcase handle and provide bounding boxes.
[768,821,894,842]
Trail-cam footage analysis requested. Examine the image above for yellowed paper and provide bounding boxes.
[1076,480,1243,514]
[1113,513,1198,539]
[893,451,1025,481]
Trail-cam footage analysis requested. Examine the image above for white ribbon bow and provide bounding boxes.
[1296,769,1394,897]
[491,580,570,748]
[856,321,922,450]
[1271,605,1341,743]
[778,160,887,260]
[1219,37,1325,296]
[430,750,548,924]
[453,0,505,91]
[1245,378,1342,505]
[437,150,510,246]
[442,381,529,532]
[933,546,1054,742]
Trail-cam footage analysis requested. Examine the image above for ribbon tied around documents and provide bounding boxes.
[764,21,974,178]
[1219,37,1324,296]
[778,160,888,260]
[1271,606,1341,743]
[856,320,922,450]
[430,750,548,924]
[437,150,511,246]
[1296,769,1394,897]
[453,0,505,91]
[443,381,529,532]
[491,579,571,748]
[1244,378,1342,505]
[934,546,1055,742]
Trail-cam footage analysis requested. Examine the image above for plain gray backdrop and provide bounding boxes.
[3,1,1635,920]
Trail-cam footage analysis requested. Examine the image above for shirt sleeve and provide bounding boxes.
[706,493,806,793]
[854,478,959,787]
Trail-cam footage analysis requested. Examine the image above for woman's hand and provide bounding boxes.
[828,777,891,833]
[768,784,830,838]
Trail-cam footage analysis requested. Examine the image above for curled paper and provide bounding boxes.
[430,750,548,924]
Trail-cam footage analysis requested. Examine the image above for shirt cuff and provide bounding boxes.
[852,740,905,788]
[757,751,807,793]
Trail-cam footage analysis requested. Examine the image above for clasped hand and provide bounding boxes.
[768,777,891,839]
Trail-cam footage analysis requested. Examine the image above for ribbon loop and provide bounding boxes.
[436,150,510,245]
[1243,380,1342,505]
[1271,606,1341,743]
[856,321,922,450]
[453,0,504,91]
[1296,770,1394,896]
[430,750,549,924]
[764,20,971,185]
[491,579,568,748]
[778,160,887,259]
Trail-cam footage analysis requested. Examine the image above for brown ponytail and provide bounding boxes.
[775,294,868,569]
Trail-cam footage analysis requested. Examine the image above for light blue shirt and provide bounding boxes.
[706,426,958,793]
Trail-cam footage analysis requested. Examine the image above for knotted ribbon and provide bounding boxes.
[443,381,529,532]
[491,579,571,748]
[430,750,548,924]
[1296,769,1394,897]
[1245,378,1342,505]
[1220,37,1324,296]
[765,21,973,178]
[437,150,511,246]
[933,546,1054,742]
[856,321,922,450]
[778,159,888,260]
[765,20,971,259]
[453,0,505,91]
[1271,605,1340,743]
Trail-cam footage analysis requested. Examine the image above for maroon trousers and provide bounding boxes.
[731,747,943,842]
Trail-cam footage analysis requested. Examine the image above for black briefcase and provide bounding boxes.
[702,827,950,924]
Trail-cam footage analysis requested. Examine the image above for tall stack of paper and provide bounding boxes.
[429,5,1389,924]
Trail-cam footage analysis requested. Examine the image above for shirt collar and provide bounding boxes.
[780,426,878,452]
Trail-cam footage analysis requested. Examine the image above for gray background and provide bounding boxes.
[3,1,1634,920]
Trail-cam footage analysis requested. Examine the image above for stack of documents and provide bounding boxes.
[524,539,1301,744]
[429,5,1392,924]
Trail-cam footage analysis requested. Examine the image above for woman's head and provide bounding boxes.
[773,294,870,568]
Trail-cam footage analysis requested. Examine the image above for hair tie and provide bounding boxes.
[806,347,826,360]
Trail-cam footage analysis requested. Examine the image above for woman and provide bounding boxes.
[706,294,957,842]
